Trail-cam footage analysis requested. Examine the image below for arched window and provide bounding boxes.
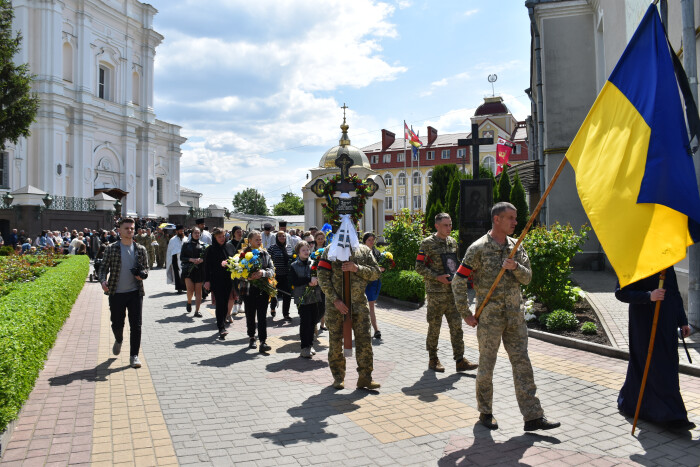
[132,72,140,105]
[413,171,421,185]
[427,170,433,185]
[482,156,496,176]
[397,173,406,186]
[384,173,392,187]
[62,43,73,82]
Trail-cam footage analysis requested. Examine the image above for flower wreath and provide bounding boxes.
[320,173,372,225]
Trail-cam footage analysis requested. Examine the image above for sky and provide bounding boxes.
[146,0,533,210]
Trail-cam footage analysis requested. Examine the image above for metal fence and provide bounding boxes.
[47,196,96,212]
[188,207,212,218]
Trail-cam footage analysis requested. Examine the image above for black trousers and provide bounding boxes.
[212,281,232,332]
[270,275,291,317]
[244,290,269,343]
[108,290,143,356]
[299,302,323,349]
[172,254,185,291]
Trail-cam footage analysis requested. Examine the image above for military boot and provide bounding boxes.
[332,377,345,390]
[456,357,478,372]
[356,376,381,390]
[429,358,445,372]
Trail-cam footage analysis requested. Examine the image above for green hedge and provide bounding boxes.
[380,269,425,303]
[0,255,89,432]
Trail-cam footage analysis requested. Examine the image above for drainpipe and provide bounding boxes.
[527,2,546,224]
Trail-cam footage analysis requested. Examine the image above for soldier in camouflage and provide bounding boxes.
[144,228,156,269]
[155,228,169,269]
[416,213,478,373]
[451,202,560,432]
[317,243,381,390]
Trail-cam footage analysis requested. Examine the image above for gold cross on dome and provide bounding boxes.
[341,103,348,119]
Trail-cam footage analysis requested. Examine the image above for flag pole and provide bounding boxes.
[631,270,666,436]
[403,121,407,210]
[474,155,568,320]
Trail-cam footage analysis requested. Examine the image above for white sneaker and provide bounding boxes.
[130,355,142,368]
[300,347,312,358]
[310,348,316,355]
[232,304,239,315]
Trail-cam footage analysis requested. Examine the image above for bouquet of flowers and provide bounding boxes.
[299,247,325,305]
[224,248,278,297]
[377,251,396,270]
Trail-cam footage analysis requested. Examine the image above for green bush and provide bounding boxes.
[538,312,550,327]
[581,322,598,335]
[0,246,14,256]
[522,223,590,311]
[0,255,89,432]
[383,209,426,270]
[545,309,578,332]
[380,269,425,303]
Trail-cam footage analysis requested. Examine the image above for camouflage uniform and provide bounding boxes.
[317,244,380,385]
[155,231,168,268]
[145,233,156,268]
[134,233,152,267]
[451,233,544,421]
[415,233,465,361]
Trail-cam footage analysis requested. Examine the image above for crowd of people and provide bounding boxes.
[7,201,695,435]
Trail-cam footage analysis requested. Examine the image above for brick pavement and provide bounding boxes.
[1,268,699,466]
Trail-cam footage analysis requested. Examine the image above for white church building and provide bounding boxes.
[2,0,185,218]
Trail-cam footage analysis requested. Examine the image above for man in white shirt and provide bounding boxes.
[166,225,186,293]
[261,223,275,249]
[195,219,212,246]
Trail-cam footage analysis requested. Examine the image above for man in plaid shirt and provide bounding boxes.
[99,217,150,368]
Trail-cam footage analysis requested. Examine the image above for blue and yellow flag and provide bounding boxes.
[566,4,700,287]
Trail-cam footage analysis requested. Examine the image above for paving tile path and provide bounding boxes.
[1,268,699,466]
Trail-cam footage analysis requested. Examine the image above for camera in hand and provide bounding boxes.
[130,267,148,280]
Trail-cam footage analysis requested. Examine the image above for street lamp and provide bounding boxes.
[43,193,53,208]
[113,199,122,214]
[2,192,13,206]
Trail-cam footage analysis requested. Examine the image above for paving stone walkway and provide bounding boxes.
[1,268,700,466]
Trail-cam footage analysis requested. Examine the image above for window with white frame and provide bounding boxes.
[441,149,450,159]
[62,43,73,82]
[413,171,421,185]
[483,156,496,175]
[156,177,164,204]
[383,153,391,163]
[397,153,405,162]
[457,148,466,159]
[397,196,406,209]
[384,197,393,210]
[426,150,434,160]
[371,155,378,164]
[0,152,8,188]
[427,170,433,184]
[412,195,421,210]
[398,173,406,186]
[98,64,113,101]
[384,173,392,186]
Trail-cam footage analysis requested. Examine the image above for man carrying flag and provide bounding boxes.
[565,4,700,433]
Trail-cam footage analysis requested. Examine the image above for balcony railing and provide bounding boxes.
[188,207,212,218]
[47,196,96,212]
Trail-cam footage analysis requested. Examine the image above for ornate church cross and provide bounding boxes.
[458,123,494,177]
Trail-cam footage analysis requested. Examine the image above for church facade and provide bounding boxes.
[1,0,185,218]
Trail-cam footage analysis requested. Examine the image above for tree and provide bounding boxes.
[510,170,529,237]
[424,164,458,226]
[232,188,269,215]
[272,191,304,216]
[496,170,511,203]
[445,175,459,223]
[0,1,39,149]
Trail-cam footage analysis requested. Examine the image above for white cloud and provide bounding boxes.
[463,9,479,17]
[423,108,477,134]
[420,71,471,97]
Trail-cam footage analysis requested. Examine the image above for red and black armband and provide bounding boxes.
[416,251,426,263]
[318,259,332,271]
[455,264,473,279]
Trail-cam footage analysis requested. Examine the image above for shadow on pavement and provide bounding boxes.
[266,357,328,373]
[48,358,130,385]
[163,301,187,310]
[196,344,262,367]
[149,291,181,298]
[628,423,700,465]
[174,334,229,349]
[401,370,473,403]
[252,387,370,445]
[438,425,560,466]
[156,313,195,324]
[177,319,217,334]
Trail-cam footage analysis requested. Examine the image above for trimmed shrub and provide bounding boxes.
[496,170,512,203]
[522,223,590,311]
[581,322,598,335]
[538,312,550,327]
[380,269,425,303]
[0,246,14,256]
[0,255,89,432]
[383,209,426,270]
[545,309,578,332]
[510,171,529,237]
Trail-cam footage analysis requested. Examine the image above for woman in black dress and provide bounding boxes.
[615,267,694,431]
[180,227,206,317]
[226,226,245,321]
[204,228,236,339]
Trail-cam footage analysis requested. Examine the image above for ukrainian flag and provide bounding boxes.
[566,4,700,287]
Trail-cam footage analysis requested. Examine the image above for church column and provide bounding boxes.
[364,195,373,233]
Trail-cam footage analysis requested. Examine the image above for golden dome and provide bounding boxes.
[318,109,372,169]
